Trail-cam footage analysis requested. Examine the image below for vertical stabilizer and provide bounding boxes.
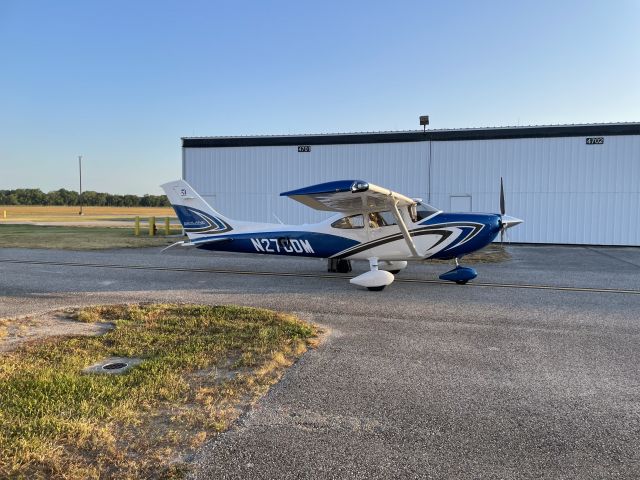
[161,180,235,236]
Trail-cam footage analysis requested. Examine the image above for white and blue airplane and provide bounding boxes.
[161,179,522,291]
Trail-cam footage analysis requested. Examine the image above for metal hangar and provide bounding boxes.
[182,123,640,246]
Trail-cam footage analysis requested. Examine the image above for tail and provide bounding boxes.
[161,180,236,238]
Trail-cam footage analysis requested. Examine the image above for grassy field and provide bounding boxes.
[0,205,175,223]
[0,304,318,479]
[0,225,182,250]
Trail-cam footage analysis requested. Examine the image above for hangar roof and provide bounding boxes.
[182,122,640,148]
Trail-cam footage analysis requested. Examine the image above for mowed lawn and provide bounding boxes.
[0,205,175,223]
[0,225,182,250]
[0,206,181,249]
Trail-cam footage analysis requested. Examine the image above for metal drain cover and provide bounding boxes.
[102,362,128,370]
[83,357,142,375]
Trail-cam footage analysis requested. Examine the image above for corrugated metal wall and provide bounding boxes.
[183,142,431,225]
[430,135,640,245]
[184,134,640,246]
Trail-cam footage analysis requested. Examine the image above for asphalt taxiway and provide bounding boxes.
[1,245,639,479]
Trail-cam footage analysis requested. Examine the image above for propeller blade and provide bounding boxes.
[500,177,505,216]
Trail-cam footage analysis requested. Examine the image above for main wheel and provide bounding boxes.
[367,285,386,291]
[455,280,469,285]
[388,270,401,274]
[336,259,352,273]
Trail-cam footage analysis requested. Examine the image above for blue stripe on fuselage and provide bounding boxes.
[193,231,360,258]
[422,213,502,259]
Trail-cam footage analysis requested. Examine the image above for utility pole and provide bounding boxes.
[78,155,83,215]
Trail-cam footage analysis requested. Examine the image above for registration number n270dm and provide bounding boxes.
[250,238,315,254]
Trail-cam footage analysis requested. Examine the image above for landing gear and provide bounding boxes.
[367,285,387,292]
[337,259,352,273]
[378,260,408,276]
[328,258,352,273]
[439,257,477,285]
[350,257,395,291]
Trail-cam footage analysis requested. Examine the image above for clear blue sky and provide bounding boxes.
[1,0,638,195]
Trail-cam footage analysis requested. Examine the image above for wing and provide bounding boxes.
[281,180,421,257]
[280,180,415,213]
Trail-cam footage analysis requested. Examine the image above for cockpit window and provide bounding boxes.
[331,214,364,229]
[368,211,397,228]
[410,202,438,222]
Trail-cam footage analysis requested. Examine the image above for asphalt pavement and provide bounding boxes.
[0,245,639,479]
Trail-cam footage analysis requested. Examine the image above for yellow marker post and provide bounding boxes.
[149,216,156,236]
[2,210,6,219]
[134,216,140,236]
[164,217,170,235]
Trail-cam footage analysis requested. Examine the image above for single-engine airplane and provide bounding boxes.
[161,179,522,291]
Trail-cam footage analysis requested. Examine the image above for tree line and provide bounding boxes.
[0,188,170,207]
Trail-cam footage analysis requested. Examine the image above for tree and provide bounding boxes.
[0,188,170,207]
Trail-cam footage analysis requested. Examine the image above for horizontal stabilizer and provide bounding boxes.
[160,240,192,252]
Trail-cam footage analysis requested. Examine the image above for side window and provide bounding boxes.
[379,211,396,226]
[368,211,397,228]
[331,214,364,229]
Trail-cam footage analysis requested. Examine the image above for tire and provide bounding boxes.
[388,270,401,275]
[455,280,469,285]
[367,285,386,292]
[336,259,352,273]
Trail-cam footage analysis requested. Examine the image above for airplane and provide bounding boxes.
[160,179,522,291]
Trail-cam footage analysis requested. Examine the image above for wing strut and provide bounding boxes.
[389,200,420,258]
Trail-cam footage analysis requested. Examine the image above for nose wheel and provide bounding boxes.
[439,257,477,285]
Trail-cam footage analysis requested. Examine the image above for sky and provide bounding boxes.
[1,0,638,195]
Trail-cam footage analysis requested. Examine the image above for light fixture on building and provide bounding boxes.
[419,115,429,132]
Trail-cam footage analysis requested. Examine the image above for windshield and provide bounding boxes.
[410,202,438,222]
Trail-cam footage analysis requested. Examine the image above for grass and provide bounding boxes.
[0,224,183,250]
[0,205,174,222]
[0,304,318,479]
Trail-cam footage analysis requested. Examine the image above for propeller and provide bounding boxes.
[497,176,523,243]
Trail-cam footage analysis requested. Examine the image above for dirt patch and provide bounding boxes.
[0,309,113,354]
